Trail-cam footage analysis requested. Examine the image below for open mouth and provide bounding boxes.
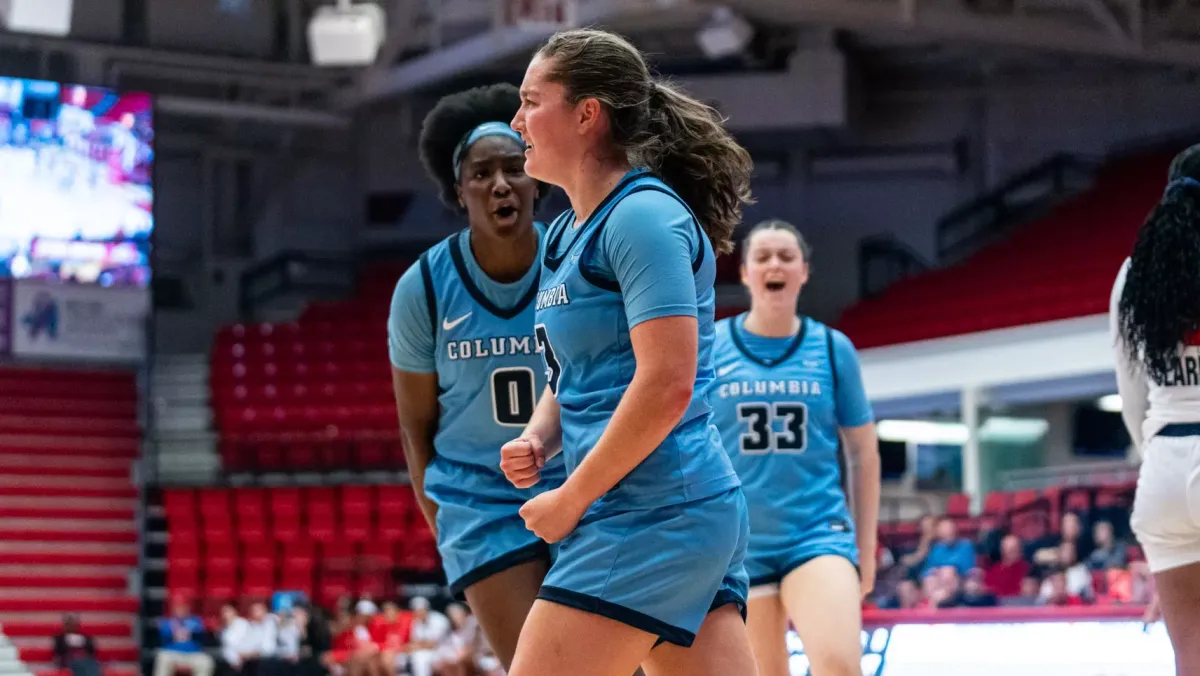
[494,205,518,220]
[765,280,786,292]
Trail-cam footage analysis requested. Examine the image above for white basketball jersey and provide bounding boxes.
[1111,257,1200,447]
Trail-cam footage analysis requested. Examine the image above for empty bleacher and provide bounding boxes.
[0,367,141,676]
[212,260,408,474]
[162,485,439,609]
[839,152,1173,348]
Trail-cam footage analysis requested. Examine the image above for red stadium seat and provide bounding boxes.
[243,541,276,573]
[838,153,1166,348]
[945,493,970,518]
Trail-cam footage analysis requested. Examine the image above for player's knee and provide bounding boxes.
[806,642,862,676]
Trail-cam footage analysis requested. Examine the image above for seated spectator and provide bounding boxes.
[1039,568,1087,607]
[218,603,253,676]
[1056,541,1094,599]
[921,517,976,578]
[1030,512,1092,566]
[923,566,963,609]
[154,597,215,676]
[372,600,413,676]
[894,579,922,610]
[470,626,505,676]
[1086,520,1128,571]
[984,534,1031,597]
[898,515,936,576]
[294,605,331,676]
[53,615,100,676]
[432,604,477,676]
[1001,575,1043,607]
[262,606,300,676]
[325,601,380,676]
[403,597,450,676]
[242,601,279,675]
[1105,566,1133,604]
[959,568,998,608]
[1115,560,1156,606]
[974,515,1006,564]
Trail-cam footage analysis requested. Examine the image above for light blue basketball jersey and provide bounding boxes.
[533,169,739,512]
[388,227,556,472]
[711,313,874,544]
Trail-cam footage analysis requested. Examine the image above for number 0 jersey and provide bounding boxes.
[710,314,873,543]
[388,226,559,473]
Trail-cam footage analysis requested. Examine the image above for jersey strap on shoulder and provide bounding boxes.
[578,182,708,292]
[419,251,438,344]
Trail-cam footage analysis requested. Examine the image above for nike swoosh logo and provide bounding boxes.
[716,364,737,377]
[442,313,472,331]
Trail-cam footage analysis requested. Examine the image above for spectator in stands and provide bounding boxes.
[974,515,1006,564]
[471,628,505,676]
[921,517,976,578]
[984,535,1031,597]
[1128,560,1157,606]
[894,579,922,610]
[240,601,278,676]
[218,603,257,676]
[959,569,998,608]
[898,515,936,576]
[53,615,100,676]
[1053,541,1094,600]
[1030,512,1091,566]
[330,598,353,638]
[404,597,450,676]
[1039,568,1086,607]
[372,600,412,676]
[1086,520,1128,571]
[1002,575,1042,607]
[325,601,380,676]
[263,607,301,676]
[924,566,964,609]
[294,605,331,676]
[431,604,477,676]
[154,597,215,676]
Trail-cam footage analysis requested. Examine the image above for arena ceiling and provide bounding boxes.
[6,0,1200,135]
[346,0,1200,106]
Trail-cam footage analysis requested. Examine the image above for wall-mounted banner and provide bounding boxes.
[11,280,149,363]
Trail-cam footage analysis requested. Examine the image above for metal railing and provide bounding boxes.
[935,153,1093,265]
[238,250,357,320]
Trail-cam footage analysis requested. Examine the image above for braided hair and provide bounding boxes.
[1118,144,1200,384]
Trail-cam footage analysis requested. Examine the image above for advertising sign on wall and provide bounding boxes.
[10,280,149,363]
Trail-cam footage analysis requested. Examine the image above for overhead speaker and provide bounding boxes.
[0,0,73,37]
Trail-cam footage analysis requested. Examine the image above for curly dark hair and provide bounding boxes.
[418,83,547,213]
[537,29,754,254]
[1118,144,1200,384]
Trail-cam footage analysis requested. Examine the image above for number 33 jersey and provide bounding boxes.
[710,314,873,542]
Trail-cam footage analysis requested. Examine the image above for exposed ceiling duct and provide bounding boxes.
[345,0,1200,108]
[340,0,707,107]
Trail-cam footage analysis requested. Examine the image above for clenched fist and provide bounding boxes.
[519,488,586,544]
[500,433,546,488]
